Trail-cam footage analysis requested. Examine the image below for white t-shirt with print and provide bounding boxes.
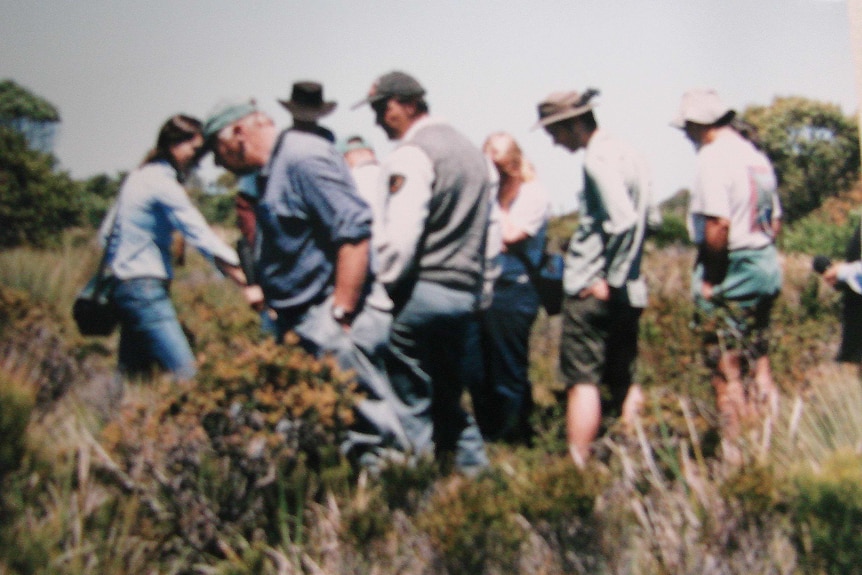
[688,129,782,251]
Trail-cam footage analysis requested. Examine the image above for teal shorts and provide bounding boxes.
[691,245,781,363]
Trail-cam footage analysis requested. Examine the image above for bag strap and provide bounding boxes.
[95,191,123,282]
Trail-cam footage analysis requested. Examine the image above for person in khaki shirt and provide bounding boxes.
[535,88,656,467]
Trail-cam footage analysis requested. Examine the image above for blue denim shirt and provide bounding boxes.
[499,224,547,284]
[256,127,372,311]
[100,161,239,280]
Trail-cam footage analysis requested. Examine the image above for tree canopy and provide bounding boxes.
[0,80,60,122]
[0,126,82,247]
[742,96,860,222]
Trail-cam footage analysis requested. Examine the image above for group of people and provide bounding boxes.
[98,70,806,471]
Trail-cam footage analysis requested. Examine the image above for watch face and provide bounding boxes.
[332,305,346,320]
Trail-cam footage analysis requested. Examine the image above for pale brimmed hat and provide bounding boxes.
[351,71,426,109]
[202,100,257,146]
[279,81,337,121]
[533,88,600,129]
[670,88,735,128]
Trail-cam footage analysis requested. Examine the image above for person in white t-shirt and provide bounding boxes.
[672,88,782,447]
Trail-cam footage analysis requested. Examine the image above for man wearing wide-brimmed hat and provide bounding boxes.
[672,88,782,450]
[536,87,657,468]
[202,82,410,470]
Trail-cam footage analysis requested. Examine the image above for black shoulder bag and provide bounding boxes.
[72,207,120,336]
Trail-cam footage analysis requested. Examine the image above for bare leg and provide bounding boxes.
[713,351,749,439]
[621,383,645,431]
[566,383,601,468]
[753,355,778,417]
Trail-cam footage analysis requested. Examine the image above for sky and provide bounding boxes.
[1,0,857,214]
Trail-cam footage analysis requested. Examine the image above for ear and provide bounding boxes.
[402,100,420,119]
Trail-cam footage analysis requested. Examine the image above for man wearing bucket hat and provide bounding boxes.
[672,88,782,449]
[354,71,492,474]
[203,82,410,470]
[535,88,658,468]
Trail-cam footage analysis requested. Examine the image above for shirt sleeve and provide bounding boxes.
[156,174,240,267]
[838,261,862,295]
[693,153,731,220]
[508,180,550,237]
[294,154,372,245]
[585,154,638,236]
[375,144,434,287]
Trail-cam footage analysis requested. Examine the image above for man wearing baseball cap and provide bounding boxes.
[536,88,657,468]
[672,88,782,452]
[355,71,492,474]
[203,82,410,470]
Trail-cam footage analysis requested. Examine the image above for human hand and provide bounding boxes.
[243,285,265,311]
[586,278,610,301]
[823,264,840,288]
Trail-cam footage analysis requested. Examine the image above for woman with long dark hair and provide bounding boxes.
[100,114,248,383]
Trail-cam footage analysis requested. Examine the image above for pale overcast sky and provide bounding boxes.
[1,0,856,213]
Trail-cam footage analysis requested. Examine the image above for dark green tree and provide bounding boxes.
[79,172,125,227]
[0,126,82,247]
[742,97,860,222]
[0,79,60,153]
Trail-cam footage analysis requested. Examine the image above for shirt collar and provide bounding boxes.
[400,115,446,142]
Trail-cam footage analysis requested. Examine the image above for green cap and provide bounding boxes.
[337,135,373,155]
[202,100,256,143]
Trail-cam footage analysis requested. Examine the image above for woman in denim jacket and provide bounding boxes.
[100,115,251,383]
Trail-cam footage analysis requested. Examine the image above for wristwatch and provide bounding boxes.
[331,304,354,324]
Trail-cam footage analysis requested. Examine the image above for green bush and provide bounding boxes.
[418,474,526,574]
[779,211,859,257]
[648,212,691,248]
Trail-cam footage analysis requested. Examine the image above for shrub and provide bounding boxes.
[648,211,692,248]
[779,211,858,257]
[0,370,34,486]
[418,474,526,574]
[790,449,862,575]
[101,334,362,562]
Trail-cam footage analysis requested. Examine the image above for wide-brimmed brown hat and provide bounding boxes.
[279,81,337,121]
[533,88,599,129]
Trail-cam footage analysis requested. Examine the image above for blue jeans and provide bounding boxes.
[276,296,410,469]
[387,280,488,472]
[474,277,540,443]
[113,277,196,380]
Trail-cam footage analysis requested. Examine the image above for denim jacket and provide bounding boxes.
[99,161,239,280]
[255,127,372,311]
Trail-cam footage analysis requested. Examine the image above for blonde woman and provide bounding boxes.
[475,132,550,444]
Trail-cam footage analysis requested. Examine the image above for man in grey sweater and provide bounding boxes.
[354,71,492,473]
